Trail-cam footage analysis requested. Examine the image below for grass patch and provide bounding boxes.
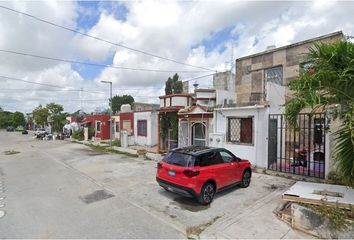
[4,150,20,155]
[85,143,138,158]
[145,155,154,161]
[325,171,347,186]
[112,139,121,147]
[186,216,221,238]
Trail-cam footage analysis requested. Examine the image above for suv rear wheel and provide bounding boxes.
[241,170,251,188]
[198,182,215,205]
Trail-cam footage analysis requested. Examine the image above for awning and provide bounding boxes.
[80,121,92,125]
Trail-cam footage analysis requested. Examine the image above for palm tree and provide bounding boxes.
[285,41,354,187]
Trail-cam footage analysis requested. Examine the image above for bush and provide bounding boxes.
[112,139,121,147]
[326,171,346,186]
[72,129,84,141]
[88,127,95,139]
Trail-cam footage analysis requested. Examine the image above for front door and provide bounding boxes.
[192,122,206,146]
[268,118,278,167]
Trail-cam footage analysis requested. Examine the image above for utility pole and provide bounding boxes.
[100,81,113,148]
[80,87,83,112]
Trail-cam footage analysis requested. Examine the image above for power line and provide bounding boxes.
[0,75,112,95]
[0,88,162,92]
[0,5,216,72]
[181,73,215,82]
[0,75,65,89]
[0,49,212,73]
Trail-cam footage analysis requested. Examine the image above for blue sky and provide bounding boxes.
[199,25,237,53]
[75,1,129,80]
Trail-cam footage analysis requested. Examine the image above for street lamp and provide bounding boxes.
[101,80,112,148]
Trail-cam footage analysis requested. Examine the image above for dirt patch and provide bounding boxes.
[265,184,278,190]
[186,216,222,238]
[171,197,210,212]
[79,189,115,204]
[3,150,20,155]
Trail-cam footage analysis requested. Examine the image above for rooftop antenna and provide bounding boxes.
[193,82,199,90]
[230,42,234,91]
[80,87,83,112]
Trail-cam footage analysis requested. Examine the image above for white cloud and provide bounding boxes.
[1,0,354,114]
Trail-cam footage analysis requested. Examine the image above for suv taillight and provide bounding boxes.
[183,169,200,177]
[157,162,162,169]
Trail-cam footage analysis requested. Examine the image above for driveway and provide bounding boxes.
[0,131,309,238]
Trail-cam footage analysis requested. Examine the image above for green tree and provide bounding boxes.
[285,41,354,187]
[33,105,49,127]
[12,111,26,127]
[110,95,135,114]
[165,73,183,95]
[0,111,13,128]
[47,102,66,132]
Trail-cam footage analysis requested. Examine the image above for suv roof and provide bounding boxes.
[171,146,218,156]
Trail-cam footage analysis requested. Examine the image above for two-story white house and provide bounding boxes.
[210,31,344,180]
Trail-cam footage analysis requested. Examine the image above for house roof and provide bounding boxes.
[194,88,216,92]
[178,104,213,114]
[159,93,192,99]
[237,31,344,61]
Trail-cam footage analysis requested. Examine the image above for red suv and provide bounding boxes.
[156,146,251,205]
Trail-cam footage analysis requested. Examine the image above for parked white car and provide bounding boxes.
[35,128,46,136]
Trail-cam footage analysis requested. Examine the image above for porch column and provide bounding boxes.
[157,112,161,153]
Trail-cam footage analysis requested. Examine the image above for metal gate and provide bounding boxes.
[268,113,326,179]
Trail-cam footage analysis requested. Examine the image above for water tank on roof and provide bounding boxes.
[121,104,131,112]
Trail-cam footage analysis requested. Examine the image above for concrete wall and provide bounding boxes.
[119,112,134,136]
[213,71,235,92]
[134,111,158,147]
[112,115,120,139]
[160,95,191,108]
[171,96,188,106]
[196,91,215,99]
[215,89,235,105]
[211,106,268,167]
[132,102,159,112]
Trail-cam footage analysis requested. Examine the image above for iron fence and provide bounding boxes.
[268,113,326,179]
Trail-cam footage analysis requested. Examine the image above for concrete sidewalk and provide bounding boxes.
[200,189,311,239]
[72,139,162,161]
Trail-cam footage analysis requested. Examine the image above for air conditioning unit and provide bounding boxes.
[209,133,225,147]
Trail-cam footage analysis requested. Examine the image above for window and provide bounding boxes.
[96,121,101,132]
[198,151,224,167]
[115,121,120,132]
[163,152,194,167]
[219,151,234,163]
[265,66,283,85]
[228,117,253,144]
[137,120,147,136]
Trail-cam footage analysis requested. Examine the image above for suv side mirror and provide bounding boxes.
[234,157,241,162]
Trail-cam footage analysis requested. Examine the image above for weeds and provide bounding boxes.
[303,203,354,231]
[85,143,138,158]
[186,216,221,238]
[4,150,20,155]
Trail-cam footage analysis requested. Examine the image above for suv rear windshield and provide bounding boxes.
[163,152,195,167]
